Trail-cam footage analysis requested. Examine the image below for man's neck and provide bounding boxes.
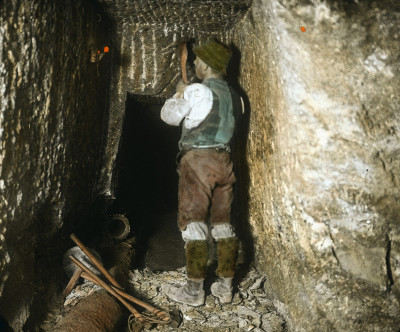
[203,72,224,81]
[201,65,224,81]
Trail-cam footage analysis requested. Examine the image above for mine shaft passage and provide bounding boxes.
[115,94,185,271]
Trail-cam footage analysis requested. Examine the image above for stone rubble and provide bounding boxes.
[127,266,287,331]
[39,266,288,331]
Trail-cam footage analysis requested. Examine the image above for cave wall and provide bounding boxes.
[233,0,400,330]
[0,1,111,329]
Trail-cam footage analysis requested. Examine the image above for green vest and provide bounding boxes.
[179,78,236,151]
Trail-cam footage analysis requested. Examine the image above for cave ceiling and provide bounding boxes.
[97,0,253,31]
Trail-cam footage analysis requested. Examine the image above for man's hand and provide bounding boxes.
[174,79,188,99]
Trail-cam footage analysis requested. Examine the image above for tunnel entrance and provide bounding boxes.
[114,94,186,271]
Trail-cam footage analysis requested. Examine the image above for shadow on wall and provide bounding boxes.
[0,316,13,332]
[228,43,254,281]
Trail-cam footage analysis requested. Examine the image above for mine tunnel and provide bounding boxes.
[1,0,400,331]
[114,94,185,270]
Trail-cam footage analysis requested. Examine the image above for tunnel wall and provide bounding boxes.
[233,0,400,330]
[0,1,111,329]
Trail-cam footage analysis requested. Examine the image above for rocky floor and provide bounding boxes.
[40,265,288,332]
[128,266,287,332]
[39,212,288,331]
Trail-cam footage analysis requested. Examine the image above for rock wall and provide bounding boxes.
[233,0,400,330]
[0,1,111,329]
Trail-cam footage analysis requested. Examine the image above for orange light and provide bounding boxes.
[300,26,306,32]
[104,46,109,53]
[97,50,101,54]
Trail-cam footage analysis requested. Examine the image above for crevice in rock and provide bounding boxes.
[386,235,394,289]
[328,231,340,266]
[376,151,387,171]
[331,246,340,267]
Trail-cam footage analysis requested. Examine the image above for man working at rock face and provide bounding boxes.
[160,39,240,306]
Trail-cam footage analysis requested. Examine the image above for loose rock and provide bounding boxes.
[39,266,287,332]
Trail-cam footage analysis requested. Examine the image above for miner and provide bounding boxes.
[160,39,241,306]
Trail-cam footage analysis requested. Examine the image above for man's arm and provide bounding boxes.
[182,83,213,129]
[160,82,213,129]
[160,80,190,126]
[160,98,190,126]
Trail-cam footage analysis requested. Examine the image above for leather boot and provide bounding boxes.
[211,277,233,303]
[165,240,208,306]
[212,237,238,303]
[165,279,205,306]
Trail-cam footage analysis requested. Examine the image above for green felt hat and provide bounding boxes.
[193,39,232,75]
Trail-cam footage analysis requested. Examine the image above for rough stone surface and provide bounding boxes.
[0,0,111,330]
[232,0,400,330]
[98,0,252,31]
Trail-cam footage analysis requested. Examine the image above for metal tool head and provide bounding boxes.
[63,246,103,278]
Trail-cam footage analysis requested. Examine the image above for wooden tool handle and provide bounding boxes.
[63,268,82,297]
[69,255,145,323]
[70,233,121,289]
[180,42,188,84]
[82,272,170,322]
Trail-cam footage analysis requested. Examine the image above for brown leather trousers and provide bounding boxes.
[177,149,236,231]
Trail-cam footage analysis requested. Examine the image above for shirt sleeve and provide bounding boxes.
[182,83,213,130]
[160,93,191,126]
[160,83,213,129]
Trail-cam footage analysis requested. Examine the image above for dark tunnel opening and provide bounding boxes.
[114,94,186,271]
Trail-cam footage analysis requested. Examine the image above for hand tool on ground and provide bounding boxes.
[66,233,170,325]
[69,255,146,324]
[81,271,170,323]
[70,233,120,288]
[63,267,82,297]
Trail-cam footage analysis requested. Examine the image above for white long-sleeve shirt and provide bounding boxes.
[160,83,213,130]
